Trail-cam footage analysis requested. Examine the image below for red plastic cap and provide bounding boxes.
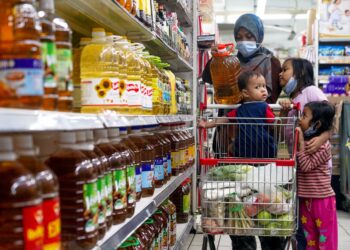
[217,44,226,50]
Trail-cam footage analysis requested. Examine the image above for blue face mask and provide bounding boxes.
[283,77,298,96]
[236,41,258,57]
[304,122,319,139]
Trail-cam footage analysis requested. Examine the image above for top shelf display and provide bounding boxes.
[55,0,193,72]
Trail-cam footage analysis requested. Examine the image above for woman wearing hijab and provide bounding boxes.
[201,14,286,250]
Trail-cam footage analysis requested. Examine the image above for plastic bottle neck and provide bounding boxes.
[0,152,17,161]
[58,142,94,151]
[16,148,38,157]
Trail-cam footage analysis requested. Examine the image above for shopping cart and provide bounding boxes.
[198,102,300,250]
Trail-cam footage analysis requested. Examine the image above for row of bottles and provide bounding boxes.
[118,200,177,250]
[0,0,73,111]
[0,124,194,249]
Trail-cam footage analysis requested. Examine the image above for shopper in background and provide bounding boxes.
[295,101,337,250]
[279,58,332,250]
[201,13,285,250]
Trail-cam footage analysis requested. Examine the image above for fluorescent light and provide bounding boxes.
[215,15,226,24]
[261,14,292,20]
[222,13,308,24]
[256,0,267,16]
[295,14,308,19]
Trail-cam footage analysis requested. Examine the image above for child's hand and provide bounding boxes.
[279,99,292,111]
[295,127,305,151]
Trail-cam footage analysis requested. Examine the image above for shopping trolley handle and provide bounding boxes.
[203,103,300,111]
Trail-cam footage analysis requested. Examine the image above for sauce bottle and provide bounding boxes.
[120,128,142,201]
[135,224,152,249]
[162,125,181,176]
[152,126,169,183]
[94,129,127,225]
[170,179,191,224]
[53,16,73,111]
[13,134,61,250]
[108,128,136,218]
[158,131,172,180]
[164,199,176,246]
[45,132,99,249]
[0,136,44,249]
[76,131,107,239]
[144,218,158,250]
[89,130,113,229]
[152,210,168,250]
[129,126,155,197]
[159,203,171,248]
[39,0,57,111]
[0,0,43,109]
[117,236,143,250]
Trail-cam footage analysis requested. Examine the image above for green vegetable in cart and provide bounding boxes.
[256,210,272,227]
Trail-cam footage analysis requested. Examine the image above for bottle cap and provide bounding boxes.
[94,129,109,140]
[59,132,77,144]
[0,136,13,152]
[86,131,94,142]
[108,128,120,138]
[80,37,91,46]
[92,28,106,38]
[13,134,34,150]
[76,131,87,143]
[106,32,113,36]
[40,0,55,12]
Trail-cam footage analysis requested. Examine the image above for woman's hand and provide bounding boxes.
[211,45,218,55]
[295,127,305,151]
[304,131,330,154]
[279,99,292,111]
[198,119,207,128]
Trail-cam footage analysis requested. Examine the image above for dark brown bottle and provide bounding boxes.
[117,236,143,250]
[108,128,136,218]
[170,178,191,224]
[94,129,127,225]
[0,136,44,250]
[135,224,152,249]
[152,210,168,250]
[129,126,155,198]
[159,204,171,248]
[144,218,158,250]
[45,132,99,249]
[88,130,113,229]
[76,131,107,240]
[178,128,190,169]
[14,134,61,250]
[163,125,182,176]
[156,132,172,181]
[175,128,187,173]
[151,126,168,183]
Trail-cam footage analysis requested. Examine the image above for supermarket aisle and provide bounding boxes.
[185,211,350,250]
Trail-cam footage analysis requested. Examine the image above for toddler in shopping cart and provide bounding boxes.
[199,71,277,158]
[295,101,338,250]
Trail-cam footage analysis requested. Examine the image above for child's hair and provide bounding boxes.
[284,58,315,95]
[345,9,350,14]
[237,71,264,91]
[304,101,335,138]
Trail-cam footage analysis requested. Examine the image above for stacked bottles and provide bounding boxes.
[0,0,43,109]
[170,178,191,223]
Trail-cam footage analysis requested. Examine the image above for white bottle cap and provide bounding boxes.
[86,131,94,142]
[13,134,34,150]
[92,28,106,38]
[40,0,55,12]
[59,132,77,144]
[94,129,109,140]
[76,131,87,143]
[108,128,120,139]
[0,136,13,152]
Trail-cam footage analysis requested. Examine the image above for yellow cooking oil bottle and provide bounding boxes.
[145,55,162,115]
[80,28,119,113]
[137,49,153,114]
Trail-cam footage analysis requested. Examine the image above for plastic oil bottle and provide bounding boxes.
[72,37,91,112]
[137,50,153,114]
[0,0,43,109]
[54,16,73,111]
[39,0,58,111]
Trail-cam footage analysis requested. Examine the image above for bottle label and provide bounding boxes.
[42,41,57,88]
[81,77,123,106]
[113,169,127,209]
[105,173,113,216]
[43,198,61,250]
[83,182,98,233]
[154,157,164,181]
[140,82,147,110]
[152,77,161,103]
[0,59,43,97]
[171,151,179,169]
[183,193,190,213]
[163,156,168,176]
[162,226,168,250]
[180,149,186,166]
[56,49,72,92]
[141,163,154,188]
[146,86,153,110]
[185,147,189,164]
[127,165,136,204]
[167,152,172,174]
[135,166,142,193]
[22,204,44,250]
[97,176,107,224]
[126,80,142,107]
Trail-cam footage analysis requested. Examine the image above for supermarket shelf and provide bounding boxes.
[319,37,350,42]
[157,0,193,27]
[319,56,350,64]
[55,0,192,73]
[172,216,195,250]
[0,108,193,132]
[98,165,195,249]
[197,34,215,49]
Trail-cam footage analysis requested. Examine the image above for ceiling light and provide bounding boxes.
[256,0,267,16]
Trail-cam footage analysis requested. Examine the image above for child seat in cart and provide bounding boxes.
[197,95,300,249]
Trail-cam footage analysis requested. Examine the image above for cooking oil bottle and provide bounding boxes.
[80,28,120,113]
[72,37,91,112]
[0,0,43,109]
[54,16,73,111]
[137,49,153,114]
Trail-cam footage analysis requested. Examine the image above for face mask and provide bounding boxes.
[283,77,298,96]
[304,122,319,139]
[236,41,258,57]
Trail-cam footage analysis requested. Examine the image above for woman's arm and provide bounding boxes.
[198,117,229,128]
[304,130,331,154]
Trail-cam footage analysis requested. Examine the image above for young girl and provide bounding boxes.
[296,101,337,250]
[279,58,333,250]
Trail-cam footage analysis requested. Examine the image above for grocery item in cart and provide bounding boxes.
[14,134,61,250]
[76,131,107,239]
[170,178,191,223]
[0,136,44,249]
[46,132,99,249]
[0,0,43,109]
[39,0,58,111]
[210,43,242,104]
[94,129,128,225]
[54,16,73,111]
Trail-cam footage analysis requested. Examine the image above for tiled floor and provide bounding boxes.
[184,210,350,249]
